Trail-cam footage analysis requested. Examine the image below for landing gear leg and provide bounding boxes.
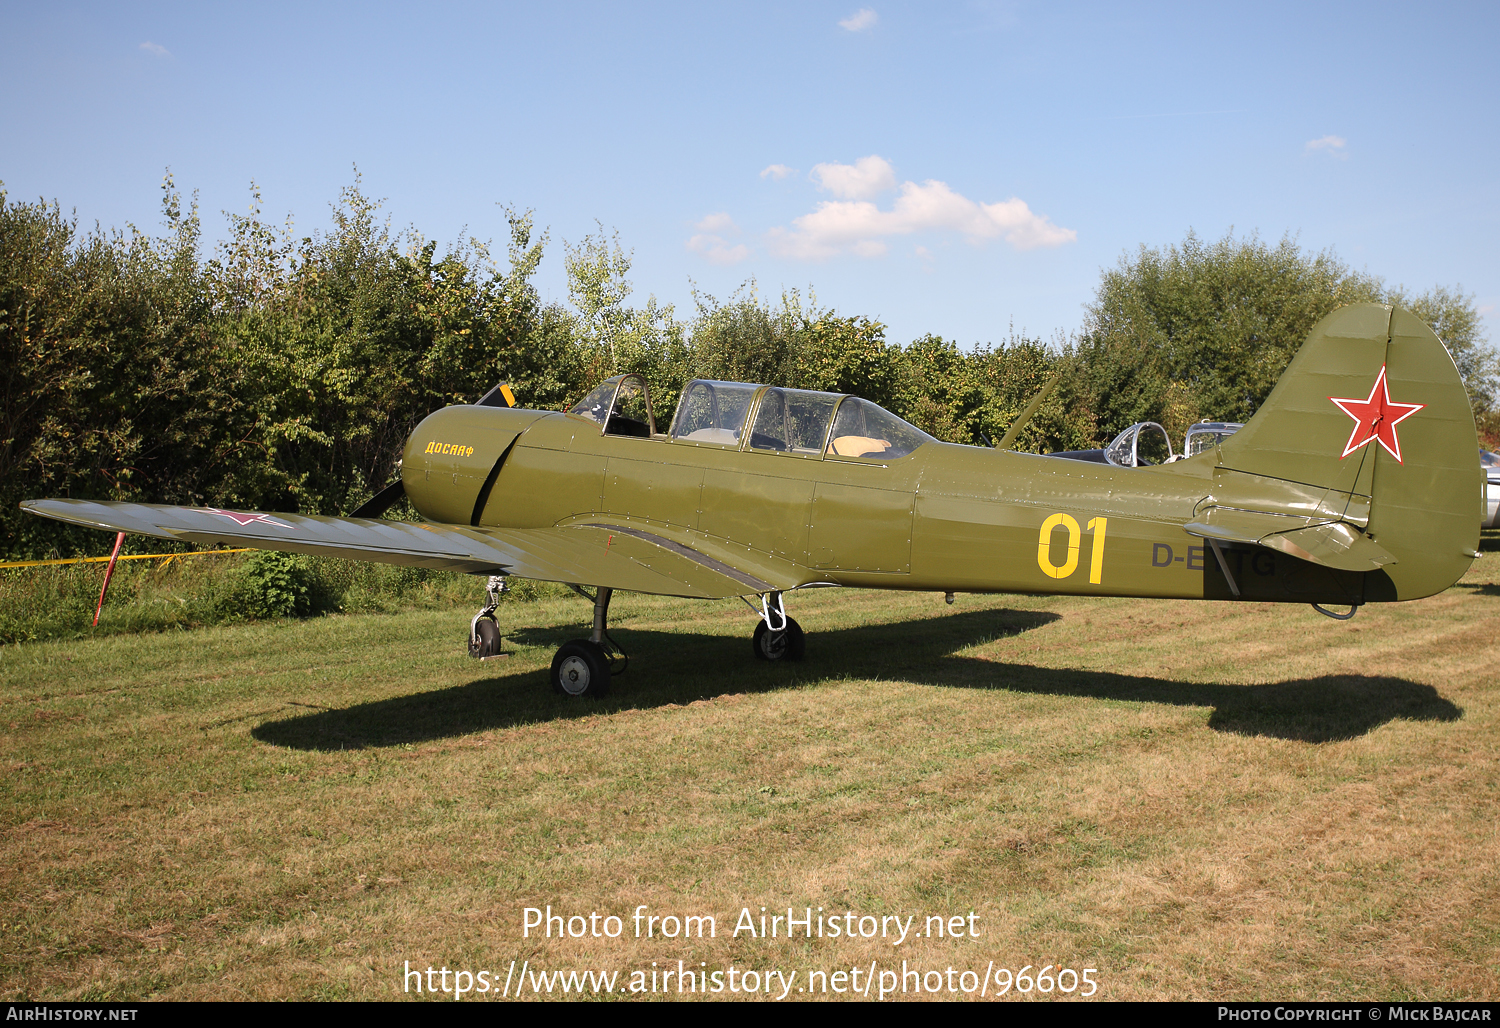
[551,586,626,698]
[748,591,805,662]
[468,575,509,658]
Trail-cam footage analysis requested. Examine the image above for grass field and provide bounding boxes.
[2,536,1498,1001]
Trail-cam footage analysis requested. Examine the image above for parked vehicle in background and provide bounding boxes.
[1483,450,1500,529]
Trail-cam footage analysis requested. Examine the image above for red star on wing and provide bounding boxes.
[1329,365,1425,463]
[204,508,294,529]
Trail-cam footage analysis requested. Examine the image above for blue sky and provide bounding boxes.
[2,1,1496,349]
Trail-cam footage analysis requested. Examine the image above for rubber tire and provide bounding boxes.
[752,617,805,662]
[469,618,501,658]
[551,639,611,698]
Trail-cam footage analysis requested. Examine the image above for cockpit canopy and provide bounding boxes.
[569,375,658,437]
[670,379,759,446]
[568,375,934,460]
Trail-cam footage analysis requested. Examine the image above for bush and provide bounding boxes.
[232,551,314,619]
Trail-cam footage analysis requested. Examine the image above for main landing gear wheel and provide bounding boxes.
[551,640,611,698]
[548,585,622,698]
[753,617,805,662]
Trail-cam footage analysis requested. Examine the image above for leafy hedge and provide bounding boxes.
[2,174,1493,560]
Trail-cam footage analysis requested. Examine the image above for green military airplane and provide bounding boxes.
[23,304,1483,698]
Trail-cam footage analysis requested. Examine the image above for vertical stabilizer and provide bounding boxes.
[1213,303,1480,599]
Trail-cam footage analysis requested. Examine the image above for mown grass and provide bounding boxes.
[1,536,1498,1001]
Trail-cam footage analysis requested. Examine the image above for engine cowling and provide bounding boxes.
[401,405,548,525]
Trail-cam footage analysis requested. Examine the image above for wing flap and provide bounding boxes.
[563,524,779,597]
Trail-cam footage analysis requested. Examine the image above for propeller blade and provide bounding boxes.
[350,479,406,519]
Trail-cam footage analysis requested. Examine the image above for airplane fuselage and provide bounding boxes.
[403,405,1376,608]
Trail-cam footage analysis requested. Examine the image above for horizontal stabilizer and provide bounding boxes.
[1184,506,1317,545]
[1185,507,1397,572]
[1263,521,1397,571]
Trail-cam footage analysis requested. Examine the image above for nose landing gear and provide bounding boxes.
[747,591,805,662]
[468,575,509,658]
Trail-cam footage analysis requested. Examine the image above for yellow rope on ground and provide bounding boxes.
[0,549,251,570]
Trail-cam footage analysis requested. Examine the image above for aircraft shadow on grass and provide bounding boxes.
[252,608,1461,752]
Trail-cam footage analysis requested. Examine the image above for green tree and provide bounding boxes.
[788,312,897,405]
[561,225,687,413]
[685,283,805,388]
[213,180,567,515]
[1389,284,1496,413]
[9,176,1491,563]
[893,333,1065,450]
[1063,230,1500,447]
[0,175,233,557]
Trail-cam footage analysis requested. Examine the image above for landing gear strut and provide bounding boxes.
[748,591,805,662]
[468,575,509,658]
[550,586,627,698]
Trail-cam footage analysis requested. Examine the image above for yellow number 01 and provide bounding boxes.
[1036,514,1108,584]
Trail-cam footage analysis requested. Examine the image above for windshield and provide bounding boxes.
[671,380,760,445]
[569,378,621,425]
[1106,423,1173,466]
[568,375,655,436]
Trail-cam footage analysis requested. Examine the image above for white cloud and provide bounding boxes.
[767,176,1076,260]
[139,41,170,57]
[1305,135,1347,158]
[810,155,897,200]
[687,235,750,265]
[687,213,749,265]
[839,8,878,31]
[694,212,739,234]
[760,164,794,180]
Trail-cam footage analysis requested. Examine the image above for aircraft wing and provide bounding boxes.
[21,499,781,598]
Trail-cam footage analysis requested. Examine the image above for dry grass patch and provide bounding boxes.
[3,541,1499,1000]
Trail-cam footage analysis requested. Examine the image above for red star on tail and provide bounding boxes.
[1329,365,1425,463]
